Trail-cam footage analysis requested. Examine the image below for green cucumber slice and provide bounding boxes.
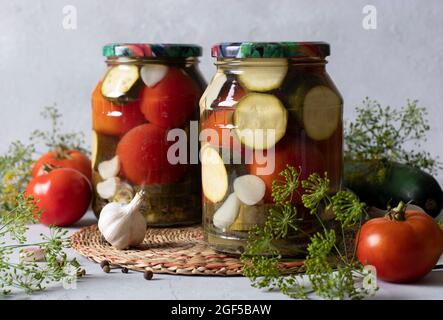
[201,144,228,203]
[294,85,342,141]
[238,60,288,92]
[233,93,288,150]
[101,65,139,99]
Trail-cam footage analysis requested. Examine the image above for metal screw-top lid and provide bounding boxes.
[211,42,330,59]
[103,43,202,58]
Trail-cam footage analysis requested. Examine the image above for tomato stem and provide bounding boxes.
[387,201,407,221]
[54,145,70,160]
[41,163,58,174]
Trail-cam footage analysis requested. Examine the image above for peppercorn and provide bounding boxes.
[100,260,110,269]
[102,265,111,273]
[144,270,153,280]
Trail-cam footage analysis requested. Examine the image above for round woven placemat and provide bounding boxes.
[71,225,305,276]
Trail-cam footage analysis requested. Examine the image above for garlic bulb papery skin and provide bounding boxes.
[98,190,147,250]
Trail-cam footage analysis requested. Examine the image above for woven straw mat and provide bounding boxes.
[71,225,305,276]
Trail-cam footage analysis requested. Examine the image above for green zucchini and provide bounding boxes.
[201,144,229,203]
[101,64,140,102]
[238,60,288,92]
[233,93,288,150]
[289,82,342,141]
[344,160,443,218]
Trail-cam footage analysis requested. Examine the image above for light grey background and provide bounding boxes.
[0,0,442,180]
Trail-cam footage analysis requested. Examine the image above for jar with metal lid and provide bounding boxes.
[200,42,343,256]
[92,43,205,226]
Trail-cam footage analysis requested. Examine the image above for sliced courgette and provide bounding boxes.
[91,130,119,170]
[101,64,139,99]
[201,144,229,203]
[92,170,108,218]
[233,93,288,150]
[238,59,288,92]
[291,85,342,141]
[199,72,227,116]
[140,64,168,87]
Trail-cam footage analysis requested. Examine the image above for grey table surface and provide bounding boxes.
[6,211,443,300]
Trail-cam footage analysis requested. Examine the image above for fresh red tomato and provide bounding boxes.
[32,149,92,181]
[356,203,443,283]
[92,81,146,136]
[25,168,91,227]
[248,135,325,203]
[116,123,185,185]
[140,67,200,128]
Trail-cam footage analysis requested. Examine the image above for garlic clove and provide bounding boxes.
[140,64,169,87]
[213,193,241,231]
[98,156,121,180]
[233,175,266,205]
[97,177,121,200]
[19,247,46,262]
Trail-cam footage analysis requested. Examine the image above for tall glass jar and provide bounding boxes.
[200,42,343,256]
[92,43,205,226]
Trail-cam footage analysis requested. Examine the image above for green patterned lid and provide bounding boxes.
[211,42,330,59]
[103,43,202,58]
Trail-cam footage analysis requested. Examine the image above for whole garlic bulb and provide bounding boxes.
[98,190,147,250]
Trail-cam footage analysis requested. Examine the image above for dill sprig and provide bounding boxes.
[0,193,84,294]
[241,165,375,300]
[267,205,300,239]
[345,98,442,175]
[301,173,330,215]
[331,191,367,228]
[271,165,300,204]
[31,105,89,155]
[0,105,88,294]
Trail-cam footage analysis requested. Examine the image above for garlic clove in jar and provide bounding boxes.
[213,193,241,231]
[96,177,121,200]
[98,190,147,250]
[98,155,121,180]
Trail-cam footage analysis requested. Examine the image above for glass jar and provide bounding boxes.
[92,43,205,226]
[200,42,343,256]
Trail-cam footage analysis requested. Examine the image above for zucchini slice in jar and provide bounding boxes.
[91,130,119,170]
[201,144,229,203]
[199,72,227,115]
[101,64,139,99]
[238,59,288,92]
[292,85,342,141]
[233,93,288,150]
